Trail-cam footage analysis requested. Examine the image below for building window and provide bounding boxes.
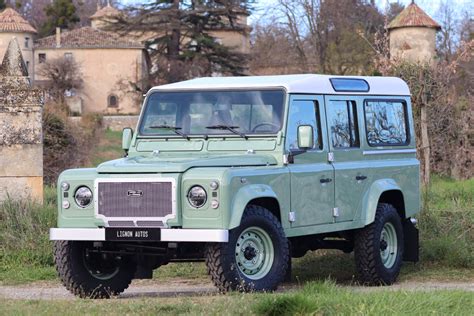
[25,37,29,48]
[64,53,73,60]
[38,53,46,63]
[26,61,29,71]
[108,94,118,108]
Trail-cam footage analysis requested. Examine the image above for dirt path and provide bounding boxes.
[1,279,473,300]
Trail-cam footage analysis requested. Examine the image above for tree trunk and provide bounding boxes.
[420,105,430,185]
[168,0,181,82]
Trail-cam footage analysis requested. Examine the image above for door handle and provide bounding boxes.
[356,175,367,181]
[320,178,332,184]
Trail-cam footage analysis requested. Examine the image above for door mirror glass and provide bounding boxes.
[297,125,314,149]
[122,128,133,152]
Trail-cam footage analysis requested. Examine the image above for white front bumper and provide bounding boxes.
[50,228,229,242]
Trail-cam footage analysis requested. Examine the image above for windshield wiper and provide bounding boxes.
[206,125,248,139]
[149,125,190,140]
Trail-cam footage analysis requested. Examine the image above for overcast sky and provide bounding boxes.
[120,0,472,25]
[249,0,472,24]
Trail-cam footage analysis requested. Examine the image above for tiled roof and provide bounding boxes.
[90,5,121,19]
[34,27,143,49]
[388,2,441,30]
[0,8,37,33]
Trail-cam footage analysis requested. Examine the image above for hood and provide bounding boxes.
[96,154,278,173]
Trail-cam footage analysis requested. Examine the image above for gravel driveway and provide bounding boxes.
[1,279,472,300]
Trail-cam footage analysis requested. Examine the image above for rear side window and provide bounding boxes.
[327,100,360,148]
[364,100,409,146]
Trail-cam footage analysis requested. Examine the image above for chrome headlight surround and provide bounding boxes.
[187,185,207,208]
[74,186,93,208]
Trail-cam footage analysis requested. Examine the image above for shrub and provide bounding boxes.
[42,104,103,184]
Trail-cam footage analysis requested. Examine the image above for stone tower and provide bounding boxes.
[0,8,37,79]
[388,1,441,63]
[0,38,43,203]
[90,2,122,30]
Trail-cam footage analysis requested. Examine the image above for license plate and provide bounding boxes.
[105,228,160,241]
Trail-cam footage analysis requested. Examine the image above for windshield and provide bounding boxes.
[139,90,285,136]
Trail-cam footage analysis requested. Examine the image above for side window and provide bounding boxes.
[38,53,46,63]
[365,100,408,146]
[286,100,322,151]
[328,100,360,148]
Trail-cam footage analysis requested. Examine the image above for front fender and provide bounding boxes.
[228,184,278,229]
[360,179,402,226]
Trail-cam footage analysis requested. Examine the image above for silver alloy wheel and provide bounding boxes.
[235,226,274,280]
[380,222,398,269]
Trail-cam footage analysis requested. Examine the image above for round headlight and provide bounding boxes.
[74,186,93,208]
[187,186,207,208]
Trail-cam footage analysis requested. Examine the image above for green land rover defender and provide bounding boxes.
[50,74,420,298]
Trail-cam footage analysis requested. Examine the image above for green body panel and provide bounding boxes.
[56,90,420,239]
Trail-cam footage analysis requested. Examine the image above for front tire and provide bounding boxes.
[54,241,136,298]
[354,203,404,285]
[205,205,289,292]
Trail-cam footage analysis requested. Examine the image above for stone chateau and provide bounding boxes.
[0,4,250,115]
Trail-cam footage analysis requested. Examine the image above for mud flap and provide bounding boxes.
[134,264,153,279]
[403,219,419,262]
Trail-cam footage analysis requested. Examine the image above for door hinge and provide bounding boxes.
[333,207,340,217]
[289,211,296,222]
[328,152,334,162]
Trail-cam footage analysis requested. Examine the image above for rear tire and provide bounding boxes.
[54,241,136,298]
[354,203,404,285]
[205,205,289,292]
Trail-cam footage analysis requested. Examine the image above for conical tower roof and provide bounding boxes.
[0,37,30,87]
[0,8,37,33]
[90,3,121,20]
[388,2,441,30]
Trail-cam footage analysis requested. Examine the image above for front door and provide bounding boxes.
[286,95,335,227]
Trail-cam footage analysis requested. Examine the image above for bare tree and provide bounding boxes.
[37,57,83,107]
[255,0,384,75]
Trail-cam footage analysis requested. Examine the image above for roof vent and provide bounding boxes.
[330,78,369,92]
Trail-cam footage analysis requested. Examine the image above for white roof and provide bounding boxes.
[151,74,410,96]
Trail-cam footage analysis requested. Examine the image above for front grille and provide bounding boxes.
[108,221,135,227]
[98,181,173,218]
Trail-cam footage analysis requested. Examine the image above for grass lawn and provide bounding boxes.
[0,281,472,315]
[88,128,124,167]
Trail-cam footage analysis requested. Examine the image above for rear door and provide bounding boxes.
[286,95,335,227]
[324,96,369,222]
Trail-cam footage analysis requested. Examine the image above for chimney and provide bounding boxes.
[56,27,61,48]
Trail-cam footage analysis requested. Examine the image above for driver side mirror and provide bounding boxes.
[297,125,314,149]
[122,128,133,153]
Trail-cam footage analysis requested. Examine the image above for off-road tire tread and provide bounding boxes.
[53,241,134,298]
[354,203,403,286]
[205,205,289,293]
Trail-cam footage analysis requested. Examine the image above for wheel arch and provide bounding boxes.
[361,179,406,226]
[228,184,281,229]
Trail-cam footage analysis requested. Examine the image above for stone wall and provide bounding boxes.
[0,38,43,203]
[69,115,139,131]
